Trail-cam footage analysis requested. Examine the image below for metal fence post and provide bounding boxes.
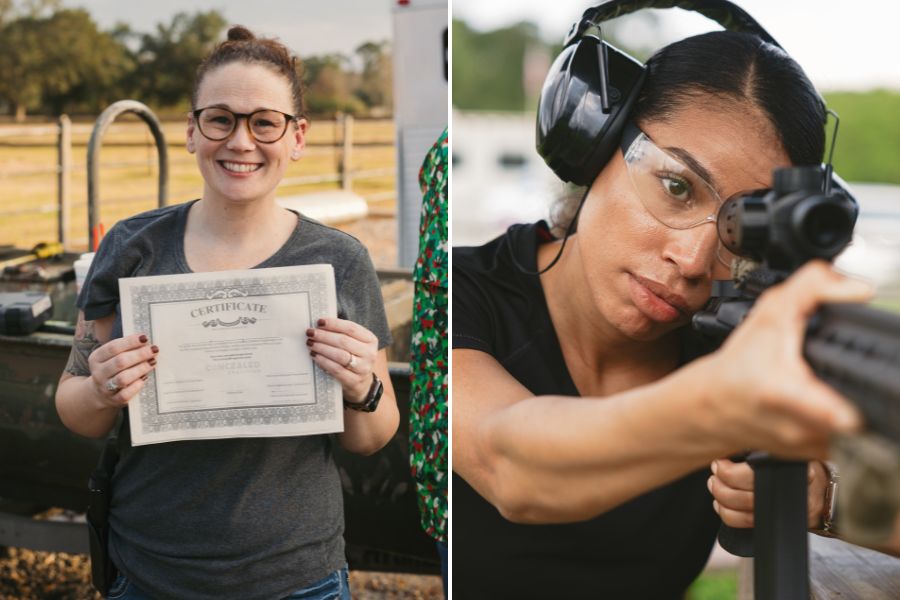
[57,114,71,249]
[341,114,354,190]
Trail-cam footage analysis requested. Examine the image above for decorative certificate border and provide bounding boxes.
[119,265,339,445]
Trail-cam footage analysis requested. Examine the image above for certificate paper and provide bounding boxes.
[119,265,341,446]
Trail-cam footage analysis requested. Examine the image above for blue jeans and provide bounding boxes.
[105,566,352,600]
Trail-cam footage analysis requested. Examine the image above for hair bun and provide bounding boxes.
[227,26,255,42]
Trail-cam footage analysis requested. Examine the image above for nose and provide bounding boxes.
[225,116,256,151]
[662,222,723,281]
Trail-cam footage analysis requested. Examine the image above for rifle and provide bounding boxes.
[693,165,900,599]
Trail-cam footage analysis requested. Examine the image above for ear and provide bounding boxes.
[290,118,309,160]
[186,114,196,154]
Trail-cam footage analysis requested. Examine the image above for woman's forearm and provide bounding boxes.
[337,353,400,455]
[474,355,726,523]
[55,311,125,439]
[56,375,121,438]
[338,389,400,455]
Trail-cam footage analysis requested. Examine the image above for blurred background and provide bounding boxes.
[452,1,900,597]
[452,0,900,315]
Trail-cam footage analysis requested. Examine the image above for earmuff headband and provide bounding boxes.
[537,0,791,187]
[566,0,782,49]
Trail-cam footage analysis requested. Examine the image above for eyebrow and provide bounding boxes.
[201,103,282,114]
[663,146,719,195]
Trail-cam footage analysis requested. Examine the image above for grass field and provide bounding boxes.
[686,568,738,600]
[824,90,900,185]
[0,117,396,252]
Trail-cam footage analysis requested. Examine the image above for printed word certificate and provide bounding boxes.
[119,265,341,446]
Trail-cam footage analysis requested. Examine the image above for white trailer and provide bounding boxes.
[391,0,448,268]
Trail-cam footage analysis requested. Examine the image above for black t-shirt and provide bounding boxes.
[452,222,719,600]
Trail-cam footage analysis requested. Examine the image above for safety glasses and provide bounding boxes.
[620,123,738,269]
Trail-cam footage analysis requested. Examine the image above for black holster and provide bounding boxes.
[87,428,121,596]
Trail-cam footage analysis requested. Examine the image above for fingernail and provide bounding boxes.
[712,500,720,513]
[306,339,314,347]
[151,345,159,354]
[149,358,157,366]
[317,318,326,327]
[710,461,718,474]
[306,328,315,337]
[141,374,149,381]
[310,350,317,357]
[139,334,148,343]
[707,476,713,493]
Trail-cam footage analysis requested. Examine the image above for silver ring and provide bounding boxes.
[345,353,358,371]
[105,379,121,394]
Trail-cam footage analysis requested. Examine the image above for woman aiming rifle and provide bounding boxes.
[452,2,900,598]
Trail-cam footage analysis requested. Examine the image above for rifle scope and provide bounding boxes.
[716,166,858,271]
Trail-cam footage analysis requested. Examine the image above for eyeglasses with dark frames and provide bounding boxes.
[192,107,298,144]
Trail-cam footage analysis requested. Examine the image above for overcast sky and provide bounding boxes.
[67,0,396,58]
[453,0,900,91]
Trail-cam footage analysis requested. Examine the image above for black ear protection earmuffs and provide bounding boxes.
[523,0,857,277]
[536,0,783,187]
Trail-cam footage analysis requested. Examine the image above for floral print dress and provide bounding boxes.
[409,128,448,543]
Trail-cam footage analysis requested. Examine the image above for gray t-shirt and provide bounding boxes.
[77,200,391,600]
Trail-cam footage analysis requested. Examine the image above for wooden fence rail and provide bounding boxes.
[0,115,395,236]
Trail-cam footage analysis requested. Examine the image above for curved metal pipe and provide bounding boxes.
[87,100,169,250]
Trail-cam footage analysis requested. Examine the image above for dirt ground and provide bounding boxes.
[336,214,399,269]
[0,546,443,600]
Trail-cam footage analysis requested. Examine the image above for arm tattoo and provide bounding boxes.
[64,316,101,377]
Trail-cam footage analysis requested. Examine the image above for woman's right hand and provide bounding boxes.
[703,260,873,459]
[88,333,158,408]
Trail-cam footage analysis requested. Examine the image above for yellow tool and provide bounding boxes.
[0,242,65,271]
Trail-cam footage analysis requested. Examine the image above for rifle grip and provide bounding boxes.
[717,522,754,557]
[715,452,755,557]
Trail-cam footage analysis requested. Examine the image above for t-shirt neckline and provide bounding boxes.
[173,199,304,274]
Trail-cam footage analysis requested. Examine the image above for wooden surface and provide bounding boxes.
[737,534,900,599]
[810,534,900,599]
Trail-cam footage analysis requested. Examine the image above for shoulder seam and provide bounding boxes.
[300,216,365,246]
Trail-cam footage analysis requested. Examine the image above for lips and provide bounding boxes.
[627,274,690,323]
[218,160,262,174]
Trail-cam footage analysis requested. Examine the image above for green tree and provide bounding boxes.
[303,54,363,116]
[452,17,643,113]
[42,12,135,114]
[452,19,542,111]
[0,8,132,120]
[132,10,227,109]
[354,40,392,110]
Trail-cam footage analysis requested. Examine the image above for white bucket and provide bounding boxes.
[74,252,95,293]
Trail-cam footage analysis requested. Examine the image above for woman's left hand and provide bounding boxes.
[307,317,378,402]
[709,458,828,529]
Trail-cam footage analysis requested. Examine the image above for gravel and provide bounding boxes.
[0,547,442,599]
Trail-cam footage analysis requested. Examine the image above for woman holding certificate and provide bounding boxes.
[55,26,398,600]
